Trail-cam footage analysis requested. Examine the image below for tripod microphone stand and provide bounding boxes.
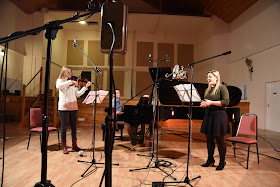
[129,55,176,180]
[73,42,118,177]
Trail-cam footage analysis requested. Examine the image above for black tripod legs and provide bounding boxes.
[183,175,201,187]
[78,159,105,177]
[78,158,119,177]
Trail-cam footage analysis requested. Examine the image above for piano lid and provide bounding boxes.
[149,67,242,107]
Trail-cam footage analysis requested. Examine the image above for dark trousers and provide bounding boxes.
[205,135,226,161]
[58,110,78,141]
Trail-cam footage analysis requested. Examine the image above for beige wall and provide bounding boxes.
[194,0,280,129]
[1,0,280,130]
[0,0,45,96]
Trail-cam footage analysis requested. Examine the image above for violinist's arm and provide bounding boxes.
[56,79,73,89]
[76,86,88,97]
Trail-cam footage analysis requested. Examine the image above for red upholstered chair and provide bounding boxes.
[226,113,259,169]
[27,107,60,150]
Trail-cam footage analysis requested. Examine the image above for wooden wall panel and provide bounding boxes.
[178,44,193,66]
[158,43,174,67]
[107,71,124,96]
[137,42,153,66]
[113,55,125,66]
[88,41,104,66]
[67,40,84,65]
[136,71,153,97]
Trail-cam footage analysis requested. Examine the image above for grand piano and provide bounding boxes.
[123,67,242,144]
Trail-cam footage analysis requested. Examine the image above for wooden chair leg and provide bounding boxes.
[27,132,32,150]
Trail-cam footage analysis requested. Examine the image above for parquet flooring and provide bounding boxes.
[0,120,279,187]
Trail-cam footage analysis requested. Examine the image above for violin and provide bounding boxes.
[69,76,102,89]
[69,76,91,87]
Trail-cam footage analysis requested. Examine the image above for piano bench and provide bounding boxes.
[101,122,125,141]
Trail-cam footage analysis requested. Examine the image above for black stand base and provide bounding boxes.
[78,158,119,177]
[34,180,55,187]
[153,175,201,187]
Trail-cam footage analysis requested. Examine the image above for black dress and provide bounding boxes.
[200,85,231,136]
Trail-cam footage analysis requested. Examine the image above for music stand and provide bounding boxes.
[78,90,109,177]
[82,90,108,105]
[173,84,202,103]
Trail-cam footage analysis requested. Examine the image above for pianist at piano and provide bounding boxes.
[112,89,135,150]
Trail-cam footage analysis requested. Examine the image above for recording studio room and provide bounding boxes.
[0,0,279,186]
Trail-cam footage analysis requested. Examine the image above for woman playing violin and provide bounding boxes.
[56,65,92,154]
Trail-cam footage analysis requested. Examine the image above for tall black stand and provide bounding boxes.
[73,42,112,177]
[0,10,100,187]
[77,67,105,176]
[163,51,232,186]
[35,26,61,187]
[129,56,176,180]
[100,22,116,187]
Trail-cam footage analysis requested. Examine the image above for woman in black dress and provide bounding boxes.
[200,70,230,170]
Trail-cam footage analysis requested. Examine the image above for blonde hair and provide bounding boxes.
[205,70,221,96]
[58,65,71,81]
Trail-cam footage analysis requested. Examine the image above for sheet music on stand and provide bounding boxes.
[173,84,201,102]
[82,90,109,104]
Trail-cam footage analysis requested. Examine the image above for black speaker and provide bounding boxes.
[100,1,128,54]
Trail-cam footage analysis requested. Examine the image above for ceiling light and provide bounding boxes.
[79,21,86,25]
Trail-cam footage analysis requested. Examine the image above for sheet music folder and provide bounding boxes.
[173,84,201,102]
[82,90,109,104]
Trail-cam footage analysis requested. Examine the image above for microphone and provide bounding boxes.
[222,51,231,55]
[73,37,77,49]
[148,54,152,62]
[166,55,170,62]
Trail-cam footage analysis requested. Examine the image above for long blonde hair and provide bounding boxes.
[58,65,71,81]
[204,70,221,96]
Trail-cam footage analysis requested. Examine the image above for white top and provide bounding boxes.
[56,79,87,111]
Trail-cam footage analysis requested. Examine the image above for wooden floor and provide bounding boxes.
[0,120,279,187]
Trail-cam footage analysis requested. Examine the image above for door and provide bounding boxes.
[266,81,280,132]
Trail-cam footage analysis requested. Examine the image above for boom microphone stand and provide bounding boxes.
[0,10,100,187]
[73,42,108,177]
[129,55,176,180]
[162,51,232,186]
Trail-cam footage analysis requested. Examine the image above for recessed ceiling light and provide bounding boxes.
[79,21,86,25]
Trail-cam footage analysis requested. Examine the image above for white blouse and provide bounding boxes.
[56,79,87,111]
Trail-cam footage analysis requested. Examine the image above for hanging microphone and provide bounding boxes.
[166,55,170,62]
[148,54,152,62]
[73,37,77,49]
[222,51,231,55]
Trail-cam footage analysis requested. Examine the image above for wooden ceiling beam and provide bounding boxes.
[200,0,258,23]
